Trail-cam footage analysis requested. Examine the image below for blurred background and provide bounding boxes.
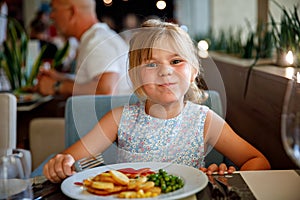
[4,0,299,40]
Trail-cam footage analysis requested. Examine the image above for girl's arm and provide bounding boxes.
[203,110,271,173]
[63,106,123,159]
[43,107,123,183]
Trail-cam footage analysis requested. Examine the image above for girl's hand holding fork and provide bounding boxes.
[43,153,76,183]
[200,163,236,175]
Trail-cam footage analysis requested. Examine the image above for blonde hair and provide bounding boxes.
[128,19,207,104]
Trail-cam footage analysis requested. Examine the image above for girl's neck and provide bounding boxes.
[144,100,185,119]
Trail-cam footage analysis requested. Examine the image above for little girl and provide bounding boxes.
[44,19,270,183]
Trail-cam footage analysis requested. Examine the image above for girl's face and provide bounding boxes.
[140,48,197,105]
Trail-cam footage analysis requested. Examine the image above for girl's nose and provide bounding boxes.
[158,65,173,77]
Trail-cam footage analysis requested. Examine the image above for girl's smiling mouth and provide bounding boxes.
[159,82,176,87]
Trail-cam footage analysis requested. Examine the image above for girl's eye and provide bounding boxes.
[171,59,182,65]
[145,62,158,68]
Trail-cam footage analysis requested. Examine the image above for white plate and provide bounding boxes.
[16,93,41,105]
[61,162,208,200]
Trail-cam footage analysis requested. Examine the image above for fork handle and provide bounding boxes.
[74,162,82,172]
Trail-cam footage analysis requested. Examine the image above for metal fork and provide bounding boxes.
[216,176,241,200]
[74,153,105,172]
[31,153,105,192]
[208,175,226,200]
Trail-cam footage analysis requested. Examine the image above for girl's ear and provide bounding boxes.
[190,67,198,82]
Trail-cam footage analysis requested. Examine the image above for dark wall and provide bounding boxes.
[96,0,174,32]
[5,0,23,25]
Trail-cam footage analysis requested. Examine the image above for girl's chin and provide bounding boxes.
[148,96,182,104]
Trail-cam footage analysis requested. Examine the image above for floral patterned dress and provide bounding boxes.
[117,101,209,168]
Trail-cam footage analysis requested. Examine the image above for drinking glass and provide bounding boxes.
[281,72,300,167]
[0,149,33,199]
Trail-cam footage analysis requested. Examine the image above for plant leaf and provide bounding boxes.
[26,45,47,86]
[52,41,70,69]
[243,54,259,98]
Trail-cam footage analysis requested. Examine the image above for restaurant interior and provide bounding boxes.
[0,0,300,199]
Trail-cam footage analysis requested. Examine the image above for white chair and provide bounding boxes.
[0,93,17,150]
[65,95,139,164]
[65,91,225,167]
[30,91,227,177]
[0,93,32,177]
[29,118,65,170]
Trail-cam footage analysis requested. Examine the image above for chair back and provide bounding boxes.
[65,95,138,164]
[0,93,17,151]
[202,91,225,166]
[65,91,224,166]
[0,93,32,176]
[29,118,65,170]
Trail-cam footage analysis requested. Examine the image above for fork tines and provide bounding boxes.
[208,175,226,200]
[74,153,104,172]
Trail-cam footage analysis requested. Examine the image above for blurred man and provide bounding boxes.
[38,0,131,96]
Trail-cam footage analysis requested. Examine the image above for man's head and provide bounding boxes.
[30,19,49,40]
[50,0,98,39]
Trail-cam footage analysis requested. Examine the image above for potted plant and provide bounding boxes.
[269,1,300,67]
[0,16,69,94]
[244,1,299,97]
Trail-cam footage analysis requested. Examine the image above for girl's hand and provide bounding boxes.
[43,154,76,183]
[199,163,236,175]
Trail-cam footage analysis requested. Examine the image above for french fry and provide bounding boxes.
[94,174,120,185]
[91,181,114,190]
[109,170,130,185]
[137,181,155,191]
[81,169,161,198]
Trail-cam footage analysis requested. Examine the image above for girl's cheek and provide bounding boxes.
[140,70,156,84]
[182,66,195,81]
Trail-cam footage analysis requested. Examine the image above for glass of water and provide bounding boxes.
[0,149,33,199]
[281,72,300,167]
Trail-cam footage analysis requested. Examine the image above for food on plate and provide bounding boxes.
[117,168,154,178]
[79,167,184,198]
[147,169,184,193]
[109,170,130,185]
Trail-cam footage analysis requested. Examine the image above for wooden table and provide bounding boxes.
[17,95,53,112]
[29,170,300,200]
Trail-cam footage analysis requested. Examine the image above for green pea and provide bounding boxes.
[155,180,160,186]
[149,169,184,193]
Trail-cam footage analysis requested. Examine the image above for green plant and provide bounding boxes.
[244,1,300,98]
[1,17,29,91]
[256,23,274,59]
[269,1,300,67]
[52,41,70,69]
[226,27,243,55]
[243,33,255,58]
[195,24,259,59]
[0,17,70,92]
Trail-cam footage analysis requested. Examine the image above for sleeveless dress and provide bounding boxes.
[117,101,209,168]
